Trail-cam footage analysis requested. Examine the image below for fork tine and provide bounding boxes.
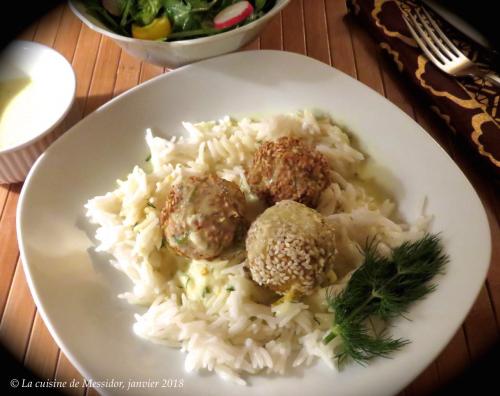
[405,13,447,65]
[403,15,447,71]
[421,7,462,57]
[414,8,456,60]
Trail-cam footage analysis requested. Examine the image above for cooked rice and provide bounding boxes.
[85,110,429,384]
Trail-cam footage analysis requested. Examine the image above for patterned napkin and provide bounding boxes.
[347,0,500,178]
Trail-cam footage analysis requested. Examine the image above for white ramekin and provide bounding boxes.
[0,40,76,184]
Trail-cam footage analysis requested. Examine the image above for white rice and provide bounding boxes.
[85,110,430,384]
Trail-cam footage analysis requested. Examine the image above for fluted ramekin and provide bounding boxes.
[0,41,76,184]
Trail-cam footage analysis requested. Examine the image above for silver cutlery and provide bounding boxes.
[403,7,500,87]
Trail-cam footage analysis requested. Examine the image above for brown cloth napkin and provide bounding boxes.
[347,0,500,178]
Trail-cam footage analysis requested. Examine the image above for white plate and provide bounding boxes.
[17,50,491,396]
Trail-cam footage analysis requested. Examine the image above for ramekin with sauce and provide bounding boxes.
[0,40,76,184]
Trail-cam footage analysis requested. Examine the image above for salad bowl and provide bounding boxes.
[69,0,290,68]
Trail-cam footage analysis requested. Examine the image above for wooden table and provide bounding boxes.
[1,1,498,395]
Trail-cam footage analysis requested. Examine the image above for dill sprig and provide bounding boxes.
[324,234,448,367]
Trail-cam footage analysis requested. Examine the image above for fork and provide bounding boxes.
[403,7,500,87]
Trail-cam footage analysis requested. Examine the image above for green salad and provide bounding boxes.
[83,0,277,41]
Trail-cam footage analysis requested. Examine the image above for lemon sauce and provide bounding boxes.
[0,63,66,150]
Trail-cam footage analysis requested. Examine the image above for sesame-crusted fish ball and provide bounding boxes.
[160,174,247,260]
[246,137,331,208]
[245,200,336,296]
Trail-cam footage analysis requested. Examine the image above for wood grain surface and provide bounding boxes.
[1,1,498,395]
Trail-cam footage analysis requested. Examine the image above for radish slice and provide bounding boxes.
[214,1,254,30]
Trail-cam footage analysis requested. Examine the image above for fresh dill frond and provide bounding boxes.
[324,234,448,367]
[330,320,410,367]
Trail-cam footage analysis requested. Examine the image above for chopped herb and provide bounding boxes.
[323,234,447,367]
[174,233,189,244]
[313,316,321,325]
[145,154,152,162]
[249,316,257,322]
[188,186,198,202]
[226,285,235,292]
[146,202,157,209]
[202,286,211,297]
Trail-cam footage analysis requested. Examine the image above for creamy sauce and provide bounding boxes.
[355,158,397,205]
[0,63,66,150]
[180,258,228,300]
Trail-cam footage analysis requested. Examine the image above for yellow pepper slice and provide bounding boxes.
[131,16,172,40]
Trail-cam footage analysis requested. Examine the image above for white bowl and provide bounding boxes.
[0,40,76,184]
[69,0,290,68]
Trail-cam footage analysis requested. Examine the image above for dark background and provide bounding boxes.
[1,0,498,394]
[425,0,500,51]
[1,1,61,51]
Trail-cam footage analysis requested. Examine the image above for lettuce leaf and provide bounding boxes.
[133,0,162,25]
